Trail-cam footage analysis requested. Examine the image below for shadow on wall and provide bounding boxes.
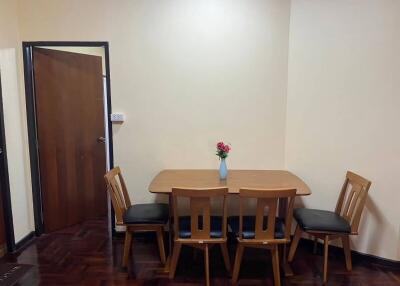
[294,196,306,209]
[155,193,169,204]
[359,196,398,258]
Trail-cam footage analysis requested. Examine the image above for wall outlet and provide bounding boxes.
[110,113,125,123]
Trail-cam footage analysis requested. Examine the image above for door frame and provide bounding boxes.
[22,41,114,236]
[0,73,17,252]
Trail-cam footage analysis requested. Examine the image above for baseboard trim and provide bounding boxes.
[298,237,400,268]
[14,231,36,252]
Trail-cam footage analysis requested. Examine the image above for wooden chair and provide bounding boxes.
[288,171,372,283]
[169,187,231,286]
[229,188,297,286]
[104,167,169,268]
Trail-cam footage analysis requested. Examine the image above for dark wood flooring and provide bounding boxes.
[1,218,399,285]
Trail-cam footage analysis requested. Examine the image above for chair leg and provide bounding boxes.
[313,236,319,254]
[232,244,244,282]
[271,245,281,286]
[204,244,210,286]
[122,231,133,268]
[169,242,182,279]
[220,243,231,274]
[288,224,302,262]
[342,235,352,271]
[156,228,166,264]
[323,235,329,283]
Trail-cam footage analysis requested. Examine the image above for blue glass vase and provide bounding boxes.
[219,158,228,180]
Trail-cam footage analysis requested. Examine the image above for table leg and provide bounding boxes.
[278,198,294,277]
[158,194,174,274]
[168,194,173,254]
[157,256,171,274]
[281,244,294,276]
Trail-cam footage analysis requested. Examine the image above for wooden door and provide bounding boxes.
[33,48,107,233]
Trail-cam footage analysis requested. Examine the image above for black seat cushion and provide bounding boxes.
[228,216,285,239]
[294,208,351,233]
[123,203,169,225]
[178,216,223,239]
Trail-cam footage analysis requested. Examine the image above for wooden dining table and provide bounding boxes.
[149,169,311,276]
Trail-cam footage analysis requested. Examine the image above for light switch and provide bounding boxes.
[110,113,125,123]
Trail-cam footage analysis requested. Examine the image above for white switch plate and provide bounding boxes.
[110,113,125,123]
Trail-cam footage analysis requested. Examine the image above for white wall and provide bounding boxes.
[17,0,291,205]
[286,0,400,261]
[0,0,34,242]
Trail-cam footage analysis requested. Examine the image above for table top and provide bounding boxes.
[149,169,311,196]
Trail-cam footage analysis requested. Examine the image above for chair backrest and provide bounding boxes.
[335,171,371,234]
[238,188,297,241]
[104,167,132,225]
[172,187,229,241]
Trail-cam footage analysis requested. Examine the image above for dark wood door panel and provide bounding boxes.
[33,48,107,232]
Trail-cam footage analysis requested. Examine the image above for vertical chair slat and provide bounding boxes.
[190,197,211,239]
[173,195,179,240]
[222,194,228,239]
[335,178,349,214]
[284,196,295,239]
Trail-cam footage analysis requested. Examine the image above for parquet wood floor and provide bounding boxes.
[1,218,399,285]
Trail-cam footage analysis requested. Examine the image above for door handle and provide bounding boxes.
[97,137,106,144]
[0,147,3,154]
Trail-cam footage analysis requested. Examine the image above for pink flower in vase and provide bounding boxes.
[216,141,231,159]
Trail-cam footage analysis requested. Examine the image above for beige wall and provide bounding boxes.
[17,0,291,205]
[286,0,400,261]
[1,0,398,261]
[0,49,34,242]
[0,0,34,242]
[0,0,20,48]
